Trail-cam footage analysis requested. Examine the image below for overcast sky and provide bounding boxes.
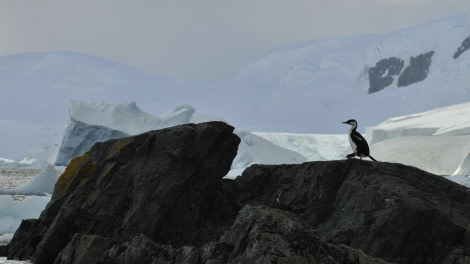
[1,0,470,80]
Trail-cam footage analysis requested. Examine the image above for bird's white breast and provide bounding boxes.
[348,128,357,152]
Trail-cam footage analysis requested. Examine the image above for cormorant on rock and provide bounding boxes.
[342,119,377,161]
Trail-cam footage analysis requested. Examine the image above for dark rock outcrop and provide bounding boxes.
[368,57,404,93]
[397,51,435,87]
[229,161,470,264]
[212,204,390,264]
[0,245,6,256]
[454,36,470,59]
[5,121,470,264]
[7,121,240,263]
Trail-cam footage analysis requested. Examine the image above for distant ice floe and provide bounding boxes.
[0,164,58,196]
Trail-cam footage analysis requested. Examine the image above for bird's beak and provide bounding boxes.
[342,121,347,124]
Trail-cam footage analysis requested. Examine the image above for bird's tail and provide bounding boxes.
[368,155,377,161]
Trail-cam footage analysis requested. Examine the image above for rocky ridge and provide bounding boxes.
[3,121,470,263]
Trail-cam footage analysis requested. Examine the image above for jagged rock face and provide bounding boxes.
[7,121,240,264]
[397,51,435,87]
[454,36,470,59]
[215,204,389,264]
[66,205,387,264]
[6,122,470,264]
[229,160,470,264]
[368,57,404,93]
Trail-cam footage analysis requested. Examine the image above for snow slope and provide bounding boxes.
[367,102,470,145]
[254,132,350,161]
[453,153,470,175]
[367,101,470,179]
[371,135,470,175]
[227,130,306,178]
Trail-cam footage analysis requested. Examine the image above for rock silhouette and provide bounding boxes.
[4,121,470,264]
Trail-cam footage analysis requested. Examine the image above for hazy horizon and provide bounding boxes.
[1,1,470,80]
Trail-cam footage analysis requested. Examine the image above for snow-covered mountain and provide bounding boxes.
[229,12,470,133]
[2,12,470,137]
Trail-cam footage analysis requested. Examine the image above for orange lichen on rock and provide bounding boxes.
[55,153,89,197]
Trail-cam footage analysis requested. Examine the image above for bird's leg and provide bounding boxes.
[346,153,356,158]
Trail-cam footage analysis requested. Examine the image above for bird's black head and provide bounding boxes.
[342,119,358,127]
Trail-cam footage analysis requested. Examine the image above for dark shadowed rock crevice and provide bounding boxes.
[397,51,435,87]
[368,57,404,93]
[5,121,470,264]
[367,50,437,93]
[454,36,470,59]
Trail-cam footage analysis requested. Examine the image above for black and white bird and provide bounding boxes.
[342,119,377,161]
